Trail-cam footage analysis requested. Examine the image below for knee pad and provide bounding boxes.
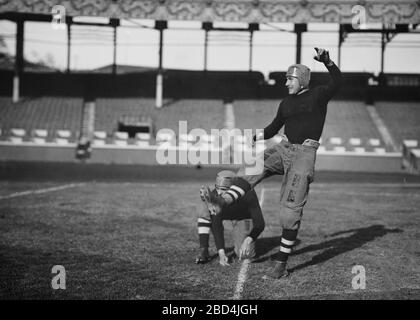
[279,206,302,231]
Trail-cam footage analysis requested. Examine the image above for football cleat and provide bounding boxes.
[262,261,289,280]
[194,247,210,264]
[200,185,224,215]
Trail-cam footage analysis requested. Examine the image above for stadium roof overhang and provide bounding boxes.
[0,0,419,24]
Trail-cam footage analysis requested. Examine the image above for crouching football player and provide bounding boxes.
[195,170,265,266]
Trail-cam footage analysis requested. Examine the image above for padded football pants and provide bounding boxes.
[236,136,319,230]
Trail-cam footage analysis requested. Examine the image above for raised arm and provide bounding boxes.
[314,47,343,102]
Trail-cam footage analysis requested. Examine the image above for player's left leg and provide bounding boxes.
[195,197,212,264]
[264,142,317,279]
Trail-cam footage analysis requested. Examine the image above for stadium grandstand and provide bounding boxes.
[0,0,419,172]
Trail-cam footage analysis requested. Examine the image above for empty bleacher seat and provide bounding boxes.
[368,138,381,147]
[402,139,418,150]
[113,131,129,146]
[9,128,26,143]
[94,131,107,140]
[136,133,151,140]
[349,138,362,146]
[330,137,343,145]
[56,130,72,139]
[11,128,26,137]
[93,131,107,146]
[31,129,48,144]
[135,132,151,147]
[54,130,72,145]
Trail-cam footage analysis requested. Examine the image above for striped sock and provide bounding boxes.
[197,217,211,248]
[274,229,298,263]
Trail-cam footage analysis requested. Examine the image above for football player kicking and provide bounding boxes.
[195,170,265,266]
[201,48,342,278]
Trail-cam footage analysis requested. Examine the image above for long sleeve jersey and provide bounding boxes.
[263,63,343,144]
[211,189,265,251]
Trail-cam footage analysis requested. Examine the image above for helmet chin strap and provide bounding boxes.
[297,87,309,95]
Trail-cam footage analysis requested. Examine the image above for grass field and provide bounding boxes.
[1,176,420,300]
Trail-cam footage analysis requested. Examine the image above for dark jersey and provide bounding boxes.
[211,189,265,251]
[264,63,342,144]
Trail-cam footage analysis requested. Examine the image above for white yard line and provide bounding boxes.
[0,183,85,200]
[232,187,265,300]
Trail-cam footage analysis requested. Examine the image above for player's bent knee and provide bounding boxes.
[279,207,302,230]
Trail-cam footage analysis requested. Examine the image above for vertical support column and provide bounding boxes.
[204,30,208,71]
[249,31,253,71]
[294,24,306,65]
[296,32,302,64]
[66,17,72,73]
[110,18,119,75]
[338,24,343,68]
[202,22,212,72]
[155,20,167,109]
[13,19,24,103]
[380,29,386,74]
[248,23,258,72]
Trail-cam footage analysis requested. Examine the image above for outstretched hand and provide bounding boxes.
[218,249,230,266]
[238,237,254,260]
[313,47,333,65]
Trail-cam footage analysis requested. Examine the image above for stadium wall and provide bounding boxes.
[0,143,403,175]
[1,70,419,101]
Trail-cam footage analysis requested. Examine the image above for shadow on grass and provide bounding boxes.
[252,224,402,267]
[253,237,301,263]
[289,224,403,273]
